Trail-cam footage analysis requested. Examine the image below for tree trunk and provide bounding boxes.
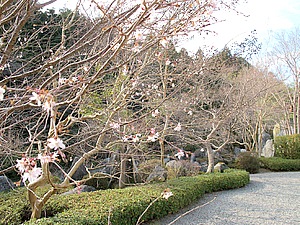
[205,143,214,173]
[119,146,127,188]
[159,139,165,167]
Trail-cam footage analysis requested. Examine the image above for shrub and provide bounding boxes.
[0,170,249,225]
[235,152,260,174]
[259,157,300,171]
[274,134,300,159]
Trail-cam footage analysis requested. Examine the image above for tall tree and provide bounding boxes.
[270,27,300,134]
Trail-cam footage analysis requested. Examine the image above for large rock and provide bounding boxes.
[214,162,229,173]
[0,176,16,192]
[262,139,275,157]
[262,132,272,148]
[146,165,167,182]
[166,160,201,177]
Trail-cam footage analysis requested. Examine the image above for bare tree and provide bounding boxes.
[270,27,300,134]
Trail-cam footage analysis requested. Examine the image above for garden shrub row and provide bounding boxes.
[274,134,300,159]
[259,157,300,171]
[0,169,249,225]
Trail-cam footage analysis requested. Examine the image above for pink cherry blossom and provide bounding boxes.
[132,134,141,142]
[38,152,59,164]
[175,149,186,160]
[42,99,52,112]
[16,156,42,183]
[29,92,41,106]
[22,167,42,183]
[16,157,36,173]
[147,129,159,142]
[166,59,171,66]
[122,135,130,142]
[162,188,173,200]
[110,122,120,130]
[47,137,65,150]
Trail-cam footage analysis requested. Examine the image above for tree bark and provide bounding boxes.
[119,146,127,188]
[205,143,214,173]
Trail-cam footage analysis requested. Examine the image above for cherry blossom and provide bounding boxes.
[175,149,187,160]
[160,38,168,48]
[42,99,52,112]
[152,109,159,117]
[162,188,173,200]
[16,157,35,173]
[132,134,141,142]
[166,59,171,66]
[16,156,42,183]
[174,122,181,131]
[122,135,130,142]
[38,152,59,164]
[0,86,5,101]
[47,137,66,150]
[147,128,159,142]
[22,167,42,183]
[110,122,120,130]
[58,78,67,85]
[135,31,144,41]
[29,92,42,106]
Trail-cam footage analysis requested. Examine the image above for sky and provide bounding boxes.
[182,0,300,55]
[43,0,300,57]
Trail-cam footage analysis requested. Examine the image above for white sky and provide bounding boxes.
[183,0,300,54]
[43,0,300,56]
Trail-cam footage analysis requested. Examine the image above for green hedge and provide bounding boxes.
[259,157,300,171]
[0,169,249,225]
[274,134,300,159]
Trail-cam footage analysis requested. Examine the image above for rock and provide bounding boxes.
[166,160,201,177]
[199,162,208,173]
[0,176,16,192]
[194,148,207,158]
[214,162,229,173]
[262,132,272,148]
[262,139,275,157]
[68,157,88,180]
[146,165,167,182]
[234,147,247,156]
[62,185,96,195]
[166,160,182,170]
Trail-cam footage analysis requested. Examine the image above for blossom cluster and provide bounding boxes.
[29,89,55,113]
[16,156,42,183]
[16,137,66,184]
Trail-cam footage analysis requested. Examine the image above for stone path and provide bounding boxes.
[146,172,300,225]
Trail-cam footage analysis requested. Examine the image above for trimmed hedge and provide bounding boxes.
[274,134,300,159]
[259,157,300,171]
[0,169,249,225]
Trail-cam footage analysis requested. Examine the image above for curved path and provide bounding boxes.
[146,172,300,225]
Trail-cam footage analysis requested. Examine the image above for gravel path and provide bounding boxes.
[146,172,300,225]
